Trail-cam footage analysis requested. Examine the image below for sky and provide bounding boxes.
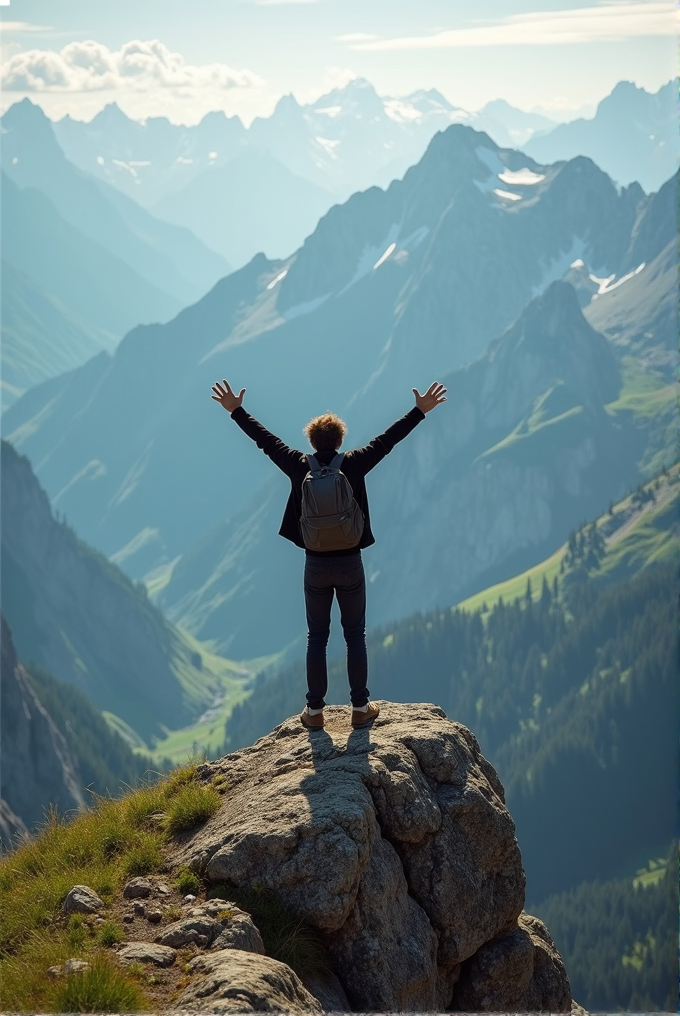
[0,0,676,125]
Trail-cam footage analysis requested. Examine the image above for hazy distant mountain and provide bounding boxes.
[152,150,334,267]
[1,173,184,340]
[53,101,249,206]
[2,125,661,595]
[524,81,676,193]
[2,99,230,301]
[1,260,113,408]
[0,439,224,743]
[471,99,555,148]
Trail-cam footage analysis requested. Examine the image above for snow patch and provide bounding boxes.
[498,167,545,186]
[315,137,341,159]
[208,151,218,159]
[570,259,585,268]
[374,243,396,269]
[591,263,646,297]
[281,294,330,321]
[96,155,104,165]
[112,159,137,177]
[315,105,342,119]
[176,157,193,165]
[384,100,422,124]
[267,269,288,290]
[493,188,522,202]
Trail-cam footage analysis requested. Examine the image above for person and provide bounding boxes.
[211,380,447,730]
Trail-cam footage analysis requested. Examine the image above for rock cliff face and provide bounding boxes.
[0,614,84,844]
[171,702,571,1012]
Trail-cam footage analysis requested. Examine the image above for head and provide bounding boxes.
[303,412,347,451]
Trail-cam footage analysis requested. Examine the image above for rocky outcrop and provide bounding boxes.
[0,613,84,839]
[174,949,321,1013]
[171,702,571,1012]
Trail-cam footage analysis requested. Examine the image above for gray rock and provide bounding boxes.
[133,900,146,916]
[46,965,63,978]
[452,911,571,1012]
[64,958,90,974]
[171,948,321,1013]
[146,909,163,924]
[123,876,153,899]
[63,885,104,914]
[173,703,526,1011]
[117,942,176,967]
[301,971,351,1013]
[123,913,134,924]
[157,901,264,954]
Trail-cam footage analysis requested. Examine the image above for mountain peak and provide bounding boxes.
[2,97,50,128]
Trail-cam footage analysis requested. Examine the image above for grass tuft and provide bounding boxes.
[164,782,222,835]
[175,866,201,895]
[97,919,125,947]
[122,830,165,876]
[50,953,147,1012]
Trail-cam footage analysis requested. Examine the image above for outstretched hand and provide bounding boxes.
[413,382,447,414]
[211,379,246,413]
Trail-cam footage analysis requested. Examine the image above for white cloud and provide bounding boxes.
[0,22,55,32]
[352,1,675,50]
[1,38,263,93]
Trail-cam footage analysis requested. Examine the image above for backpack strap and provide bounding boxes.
[306,454,322,474]
[329,453,345,470]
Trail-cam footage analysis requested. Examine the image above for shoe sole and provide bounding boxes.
[300,716,324,730]
[351,713,379,729]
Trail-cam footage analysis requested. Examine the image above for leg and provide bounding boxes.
[304,556,334,710]
[333,555,369,707]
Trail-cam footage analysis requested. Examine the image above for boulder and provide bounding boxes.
[157,900,264,953]
[171,703,537,1011]
[452,912,571,1011]
[62,885,104,914]
[171,948,320,1013]
[117,942,176,967]
[123,876,153,899]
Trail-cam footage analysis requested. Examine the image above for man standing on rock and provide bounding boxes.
[211,380,447,730]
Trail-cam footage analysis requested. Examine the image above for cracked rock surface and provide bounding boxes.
[170,702,570,1012]
[172,948,321,1013]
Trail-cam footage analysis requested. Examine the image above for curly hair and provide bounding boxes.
[303,412,347,451]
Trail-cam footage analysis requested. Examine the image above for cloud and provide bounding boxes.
[0,22,55,33]
[1,38,263,93]
[351,1,675,50]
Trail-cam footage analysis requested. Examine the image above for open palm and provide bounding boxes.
[413,382,447,414]
[211,379,246,413]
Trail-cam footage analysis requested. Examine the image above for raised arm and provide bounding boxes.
[211,379,301,477]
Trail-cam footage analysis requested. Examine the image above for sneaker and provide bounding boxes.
[300,706,325,730]
[351,702,380,728]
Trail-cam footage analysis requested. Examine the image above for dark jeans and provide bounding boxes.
[304,553,369,709]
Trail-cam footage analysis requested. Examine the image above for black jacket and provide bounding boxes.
[230,405,425,550]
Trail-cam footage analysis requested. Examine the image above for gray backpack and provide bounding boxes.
[300,454,364,552]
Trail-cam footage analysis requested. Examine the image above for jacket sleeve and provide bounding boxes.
[346,406,426,475]
[230,406,302,478]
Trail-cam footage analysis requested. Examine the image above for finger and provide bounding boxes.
[238,388,246,399]
[427,382,438,395]
[212,383,225,396]
[413,388,422,398]
[222,380,234,395]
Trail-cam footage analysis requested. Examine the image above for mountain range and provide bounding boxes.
[42,77,674,273]
[2,121,674,660]
[524,80,677,194]
[1,100,230,405]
